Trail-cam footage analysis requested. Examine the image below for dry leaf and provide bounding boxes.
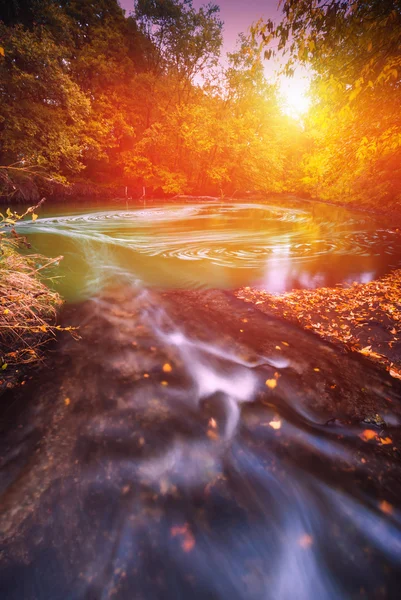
[359,429,377,442]
[379,500,393,515]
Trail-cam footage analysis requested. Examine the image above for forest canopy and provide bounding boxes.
[0,0,400,209]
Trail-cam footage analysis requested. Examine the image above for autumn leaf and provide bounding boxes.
[379,436,393,445]
[32,213,38,221]
[359,429,377,442]
[389,368,401,380]
[265,378,277,389]
[268,418,281,430]
[379,500,393,515]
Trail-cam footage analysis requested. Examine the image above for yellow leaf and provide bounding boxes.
[265,379,277,389]
[162,363,172,373]
[3,309,9,315]
[32,213,38,221]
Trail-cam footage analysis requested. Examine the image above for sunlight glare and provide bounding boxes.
[279,74,311,121]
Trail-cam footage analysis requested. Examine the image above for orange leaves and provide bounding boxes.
[266,371,280,390]
[359,346,384,361]
[236,269,401,377]
[170,524,195,553]
[359,429,393,445]
[359,429,377,442]
[162,363,172,373]
[389,367,401,380]
[379,500,394,515]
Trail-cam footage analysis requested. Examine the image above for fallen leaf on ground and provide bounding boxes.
[359,429,377,442]
[379,500,394,515]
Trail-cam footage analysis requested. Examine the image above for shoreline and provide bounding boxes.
[236,269,401,380]
[2,184,401,222]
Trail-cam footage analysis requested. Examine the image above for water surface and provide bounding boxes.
[16,198,401,300]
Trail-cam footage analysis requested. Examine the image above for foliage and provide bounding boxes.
[255,0,401,208]
[0,0,304,199]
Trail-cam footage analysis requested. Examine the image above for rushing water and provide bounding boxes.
[1,199,401,599]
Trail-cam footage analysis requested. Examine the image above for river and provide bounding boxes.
[1,198,401,599]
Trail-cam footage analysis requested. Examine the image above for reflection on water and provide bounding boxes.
[15,199,401,300]
[1,286,401,599]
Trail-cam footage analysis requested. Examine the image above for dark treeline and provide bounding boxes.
[0,0,300,200]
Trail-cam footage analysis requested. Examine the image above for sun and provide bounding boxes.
[278,73,311,121]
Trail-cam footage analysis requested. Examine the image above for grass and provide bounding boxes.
[0,238,63,371]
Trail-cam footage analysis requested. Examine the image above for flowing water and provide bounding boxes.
[1,198,401,599]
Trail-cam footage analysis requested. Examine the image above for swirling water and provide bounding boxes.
[15,199,401,299]
[2,199,401,599]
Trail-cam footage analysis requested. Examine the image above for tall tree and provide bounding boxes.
[255,0,401,207]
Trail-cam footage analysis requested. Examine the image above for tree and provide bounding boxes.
[0,22,90,177]
[255,0,401,207]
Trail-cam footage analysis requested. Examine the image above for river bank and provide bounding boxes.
[236,269,401,380]
[0,241,63,397]
[3,180,401,223]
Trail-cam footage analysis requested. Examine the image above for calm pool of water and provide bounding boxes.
[15,197,401,301]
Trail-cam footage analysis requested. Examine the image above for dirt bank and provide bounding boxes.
[236,270,401,380]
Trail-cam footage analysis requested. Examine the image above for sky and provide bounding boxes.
[119,0,281,54]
